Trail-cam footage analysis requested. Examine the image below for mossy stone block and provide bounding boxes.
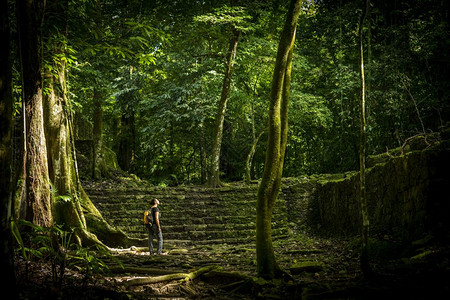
[289,261,325,275]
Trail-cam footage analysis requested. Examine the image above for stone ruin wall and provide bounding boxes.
[282,134,450,240]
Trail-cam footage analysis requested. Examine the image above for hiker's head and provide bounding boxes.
[150,198,159,206]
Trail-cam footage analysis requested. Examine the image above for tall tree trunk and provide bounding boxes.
[43,0,74,197]
[48,88,103,245]
[90,0,106,179]
[118,105,135,172]
[92,87,103,179]
[17,0,53,227]
[41,0,130,247]
[209,28,240,187]
[0,0,17,294]
[358,0,372,277]
[45,64,89,231]
[41,0,90,245]
[256,0,302,279]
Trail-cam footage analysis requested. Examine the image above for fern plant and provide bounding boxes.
[11,219,75,286]
[11,219,122,288]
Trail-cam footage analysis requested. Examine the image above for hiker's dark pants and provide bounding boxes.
[149,225,163,255]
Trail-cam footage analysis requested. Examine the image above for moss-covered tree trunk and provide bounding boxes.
[358,0,372,277]
[209,28,240,187]
[43,0,74,199]
[0,0,17,293]
[17,0,53,228]
[42,21,98,245]
[256,0,302,279]
[42,0,129,247]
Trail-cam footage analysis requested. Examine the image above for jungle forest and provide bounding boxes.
[1,0,449,299]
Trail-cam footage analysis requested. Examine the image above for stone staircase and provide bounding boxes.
[84,182,291,250]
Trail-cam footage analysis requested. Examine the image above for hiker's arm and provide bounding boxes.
[155,212,161,232]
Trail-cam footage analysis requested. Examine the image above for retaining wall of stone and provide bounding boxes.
[282,136,450,239]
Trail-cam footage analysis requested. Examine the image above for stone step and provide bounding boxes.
[83,185,256,191]
[147,233,289,247]
[84,186,258,195]
[120,225,289,241]
[111,222,288,240]
[94,202,259,212]
[101,215,287,227]
[128,236,257,248]
[88,195,261,206]
[107,215,287,230]
[85,184,291,247]
[114,222,256,231]
[89,203,287,217]
[95,203,287,218]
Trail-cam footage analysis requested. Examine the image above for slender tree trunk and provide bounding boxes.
[0,0,17,294]
[256,0,302,279]
[278,44,294,179]
[17,0,53,227]
[118,105,135,172]
[245,131,264,184]
[199,122,207,184]
[209,28,240,187]
[358,0,372,277]
[92,87,103,179]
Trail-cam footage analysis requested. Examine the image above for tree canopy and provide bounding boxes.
[52,0,448,185]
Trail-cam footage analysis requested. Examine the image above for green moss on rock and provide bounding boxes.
[289,261,325,275]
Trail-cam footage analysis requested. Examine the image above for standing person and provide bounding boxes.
[148,198,164,255]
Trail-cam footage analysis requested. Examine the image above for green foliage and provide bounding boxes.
[11,219,122,287]
[11,220,74,285]
[11,220,31,261]
[8,0,449,184]
[64,0,449,183]
[194,5,253,32]
[69,244,120,286]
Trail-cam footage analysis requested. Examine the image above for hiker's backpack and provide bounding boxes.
[143,209,152,227]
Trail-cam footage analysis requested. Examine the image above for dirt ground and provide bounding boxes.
[14,229,450,299]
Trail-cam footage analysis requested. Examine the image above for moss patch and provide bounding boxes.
[289,261,325,275]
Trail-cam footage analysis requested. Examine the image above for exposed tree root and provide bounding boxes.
[109,266,185,275]
[178,284,197,296]
[202,269,252,284]
[124,265,220,287]
[125,273,189,286]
